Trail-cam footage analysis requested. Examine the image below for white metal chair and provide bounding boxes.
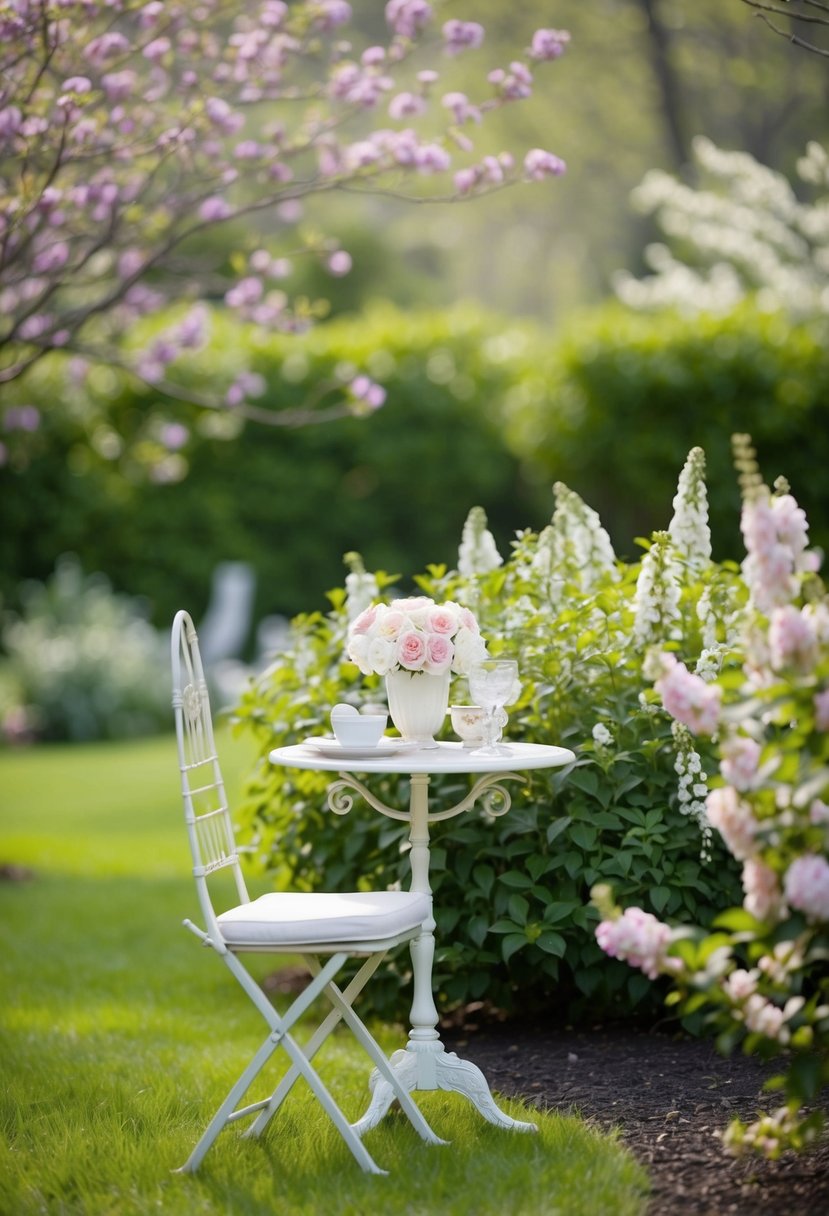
[171,609,444,1175]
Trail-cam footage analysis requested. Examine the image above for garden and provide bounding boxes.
[2,2,829,1214]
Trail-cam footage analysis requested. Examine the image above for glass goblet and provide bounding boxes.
[467,659,519,757]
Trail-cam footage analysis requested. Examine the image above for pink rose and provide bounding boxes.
[458,606,479,634]
[706,786,758,860]
[350,604,378,635]
[396,629,427,670]
[424,633,453,674]
[427,606,458,635]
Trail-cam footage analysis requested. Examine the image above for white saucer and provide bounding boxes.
[301,736,421,760]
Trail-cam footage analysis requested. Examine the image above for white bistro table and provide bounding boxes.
[268,739,575,1135]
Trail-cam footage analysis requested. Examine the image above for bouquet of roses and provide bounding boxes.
[346,596,488,677]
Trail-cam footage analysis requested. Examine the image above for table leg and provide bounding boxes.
[353,773,536,1137]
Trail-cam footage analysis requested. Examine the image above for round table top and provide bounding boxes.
[269,739,576,776]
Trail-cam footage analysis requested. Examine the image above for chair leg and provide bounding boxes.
[180,949,388,1175]
[175,1031,281,1173]
[244,955,385,1139]
[316,974,448,1147]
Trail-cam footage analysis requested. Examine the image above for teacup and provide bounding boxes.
[450,704,508,748]
[330,703,388,748]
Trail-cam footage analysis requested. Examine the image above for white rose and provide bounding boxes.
[451,627,488,675]
[367,636,397,675]
[347,632,372,675]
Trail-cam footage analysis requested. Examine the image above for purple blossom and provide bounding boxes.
[313,1,352,31]
[441,92,480,125]
[528,28,570,61]
[143,37,171,62]
[488,61,533,101]
[523,148,566,180]
[160,422,190,451]
[327,250,352,276]
[198,195,233,222]
[102,70,138,102]
[3,405,41,433]
[385,0,432,39]
[33,242,70,273]
[389,91,427,120]
[442,19,484,56]
[350,374,386,411]
[85,31,130,64]
[225,277,264,309]
[0,106,23,143]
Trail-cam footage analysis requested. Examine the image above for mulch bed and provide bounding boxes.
[441,1014,829,1216]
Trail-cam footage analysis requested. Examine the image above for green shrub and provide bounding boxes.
[0,305,553,631]
[0,555,169,743]
[503,301,829,563]
[233,451,745,1023]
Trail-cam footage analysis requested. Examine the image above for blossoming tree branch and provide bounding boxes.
[0,0,568,427]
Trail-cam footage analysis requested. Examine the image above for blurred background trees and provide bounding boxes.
[2,0,828,736]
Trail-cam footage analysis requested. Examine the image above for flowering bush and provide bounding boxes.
[233,444,744,1022]
[0,555,169,743]
[347,596,487,677]
[594,435,829,1158]
[0,0,569,439]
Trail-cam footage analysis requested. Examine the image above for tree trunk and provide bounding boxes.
[636,0,691,170]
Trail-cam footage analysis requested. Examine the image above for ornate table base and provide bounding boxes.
[351,1041,537,1137]
[327,767,539,1138]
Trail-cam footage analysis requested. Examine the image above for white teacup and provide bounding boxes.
[330,703,388,748]
[450,704,508,748]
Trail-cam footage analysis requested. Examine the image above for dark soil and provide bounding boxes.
[441,1014,829,1216]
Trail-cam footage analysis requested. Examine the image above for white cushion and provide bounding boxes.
[217,890,430,947]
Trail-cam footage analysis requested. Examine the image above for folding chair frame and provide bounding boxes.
[171,609,444,1175]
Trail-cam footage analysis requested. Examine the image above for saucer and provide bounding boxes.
[301,736,420,760]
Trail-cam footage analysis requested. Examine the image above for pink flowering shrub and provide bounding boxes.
[594,435,829,1159]
[0,0,569,439]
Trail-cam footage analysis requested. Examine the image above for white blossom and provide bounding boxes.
[458,505,503,577]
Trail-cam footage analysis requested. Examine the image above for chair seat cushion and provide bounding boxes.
[217,890,430,947]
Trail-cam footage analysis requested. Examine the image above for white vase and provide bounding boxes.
[385,669,450,749]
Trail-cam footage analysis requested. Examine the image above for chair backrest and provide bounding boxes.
[171,610,249,943]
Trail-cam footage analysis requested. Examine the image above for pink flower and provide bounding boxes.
[528,28,570,60]
[427,606,458,636]
[389,91,427,119]
[743,994,786,1041]
[198,196,233,222]
[742,859,781,922]
[442,19,484,56]
[723,968,758,1002]
[595,907,674,980]
[523,148,566,180]
[706,786,758,860]
[327,250,352,276]
[810,799,829,825]
[720,736,762,792]
[784,854,829,923]
[441,92,481,125]
[385,0,432,38]
[350,605,378,635]
[376,609,407,639]
[768,605,817,672]
[425,633,453,674]
[397,629,427,670]
[655,653,721,735]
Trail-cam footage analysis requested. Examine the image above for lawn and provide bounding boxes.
[0,729,649,1215]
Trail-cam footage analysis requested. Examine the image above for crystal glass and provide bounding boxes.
[467,659,519,756]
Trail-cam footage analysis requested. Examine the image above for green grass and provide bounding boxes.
[0,732,649,1215]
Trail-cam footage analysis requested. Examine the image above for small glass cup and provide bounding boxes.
[467,660,519,757]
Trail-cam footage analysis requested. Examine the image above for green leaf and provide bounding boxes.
[502,933,527,963]
[570,823,598,851]
[473,864,495,897]
[650,886,671,914]
[535,931,566,957]
[507,894,530,924]
[488,919,520,935]
[546,816,571,844]
[499,869,534,889]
